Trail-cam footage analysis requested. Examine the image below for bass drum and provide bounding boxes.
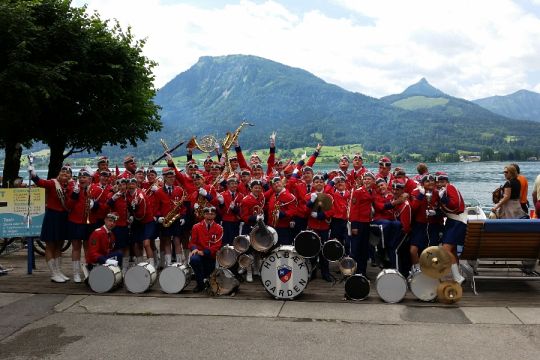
[209,268,240,296]
[260,245,309,300]
[124,262,157,294]
[159,263,193,294]
[408,271,439,301]
[293,230,321,258]
[344,274,370,301]
[375,269,407,303]
[322,239,345,262]
[88,264,122,293]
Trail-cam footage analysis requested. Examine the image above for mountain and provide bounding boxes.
[473,89,540,122]
[153,55,540,157]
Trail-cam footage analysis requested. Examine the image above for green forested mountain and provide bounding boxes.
[473,89,540,122]
[153,55,540,158]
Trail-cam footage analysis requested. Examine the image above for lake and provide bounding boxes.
[17,161,540,208]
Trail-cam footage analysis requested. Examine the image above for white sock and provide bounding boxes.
[164,254,172,266]
[72,261,81,274]
[148,258,155,268]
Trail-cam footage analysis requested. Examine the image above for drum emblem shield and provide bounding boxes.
[278,265,292,283]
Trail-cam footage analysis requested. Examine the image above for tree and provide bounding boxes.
[0,0,161,184]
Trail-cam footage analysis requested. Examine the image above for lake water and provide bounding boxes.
[19,161,540,207]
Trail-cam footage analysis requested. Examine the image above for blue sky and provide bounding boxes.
[74,0,540,99]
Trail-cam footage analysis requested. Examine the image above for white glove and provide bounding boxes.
[165,153,173,162]
[256,214,264,221]
[311,211,318,219]
[229,202,236,210]
[426,209,437,217]
[150,185,158,192]
[289,221,296,228]
[89,199,95,208]
[131,198,138,207]
[73,182,80,194]
[112,192,122,201]
[157,217,165,224]
[128,216,134,224]
[194,203,200,210]
[438,188,446,198]
[217,194,224,204]
[179,218,186,226]
[199,188,208,197]
[310,192,317,202]
[418,186,425,195]
[105,259,118,266]
[301,151,307,161]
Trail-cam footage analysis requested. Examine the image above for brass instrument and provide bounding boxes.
[162,191,187,228]
[144,176,163,196]
[186,135,218,153]
[194,189,209,219]
[271,200,281,227]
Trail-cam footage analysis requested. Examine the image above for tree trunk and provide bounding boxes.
[2,141,23,188]
[47,139,67,179]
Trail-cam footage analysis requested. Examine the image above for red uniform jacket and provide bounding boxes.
[107,192,129,227]
[349,186,373,223]
[154,185,187,219]
[32,176,68,212]
[330,189,350,220]
[119,170,135,179]
[126,189,154,224]
[189,220,223,258]
[237,181,250,196]
[294,181,314,218]
[189,185,218,221]
[393,201,412,234]
[373,191,394,221]
[66,183,93,224]
[240,193,266,226]
[173,167,197,194]
[305,192,334,230]
[267,189,297,228]
[440,184,465,215]
[86,226,115,264]
[410,189,441,224]
[346,167,367,191]
[219,190,244,222]
[89,183,112,223]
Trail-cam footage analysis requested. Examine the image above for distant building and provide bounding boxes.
[460,155,481,162]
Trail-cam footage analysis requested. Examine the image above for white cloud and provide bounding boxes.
[74,0,540,99]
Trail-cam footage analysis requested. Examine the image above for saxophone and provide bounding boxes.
[84,183,91,224]
[163,190,187,228]
[271,200,281,227]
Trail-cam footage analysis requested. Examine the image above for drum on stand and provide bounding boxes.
[293,230,321,258]
[260,245,309,300]
[322,239,345,262]
[344,274,370,301]
[124,262,157,294]
[159,263,193,294]
[209,268,240,296]
[408,271,439,301]
[88,264,122,293]
[375,269,407,303]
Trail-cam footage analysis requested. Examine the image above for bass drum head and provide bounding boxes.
[375,269,407,303]
[89,265,121,293]
[345,274,370,301]
[408,271,439,301]
[159,264,191,294]
[293,230,321,258]
[322,239,345,262]
[261,246,309,300]
[125,262,157,294]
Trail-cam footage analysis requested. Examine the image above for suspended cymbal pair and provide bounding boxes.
[419,246,452,279]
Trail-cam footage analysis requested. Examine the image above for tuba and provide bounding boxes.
[186,135,218,153]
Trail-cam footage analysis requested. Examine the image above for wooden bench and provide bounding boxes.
[460,219,540,294]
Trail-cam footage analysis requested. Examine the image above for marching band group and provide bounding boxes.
[30,134,467,293]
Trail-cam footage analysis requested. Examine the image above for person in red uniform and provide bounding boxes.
[409,174,442,274]
[291,165,315,238]
[393,167,417,195]
[85,213,123,269]
[240,179,266,234]
[154,168,188,267]
[189,172,218,223]
[306,174,334,282]
[126,178,157,268]
[346,154,367,190]
[134,167,146,188]
[348,172,375,276]
[329,176,350,246]
[267,176,298,245]
[92,156,111,184]
[436,171,466,284]
[107,178,131,274]
[372,178,399,267]
[89,171,113,231]
[66,167,97,282]
[376,156,394,187]
[390,181,412,276]
[29,164,72,283]
[337,155,350,176]
[189,206,223,292]
[237,169,252,196]
[217,176,244,245]
[120,156,137,179]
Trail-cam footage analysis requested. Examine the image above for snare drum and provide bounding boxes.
[322,239,345,262]
[375,269,407,303]
[408,271,439,301]
[293,230,321,258]
[344,274,370,301]
[208,268,240,296]
[260,245,309,300]
[339,256,357,277]
[159,263,193,294]
[88,264,122,293]
[124,262,157,293]
[216,245,238,269]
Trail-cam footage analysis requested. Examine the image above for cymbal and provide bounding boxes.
[419,246,452,279]
[437,281,463,304]
[314,193,332,211]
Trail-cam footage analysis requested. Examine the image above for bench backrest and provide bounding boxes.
[461,220,540,260]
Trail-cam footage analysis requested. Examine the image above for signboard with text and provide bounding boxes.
[0,188,45,238]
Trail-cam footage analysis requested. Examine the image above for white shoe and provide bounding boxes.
[72,261,82,283]
[148,258,155,268]
[47,259,66,283]
[451,263,465,285]
[54,258,70,281]
[246,269,253,283]
[164,254,172,267]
